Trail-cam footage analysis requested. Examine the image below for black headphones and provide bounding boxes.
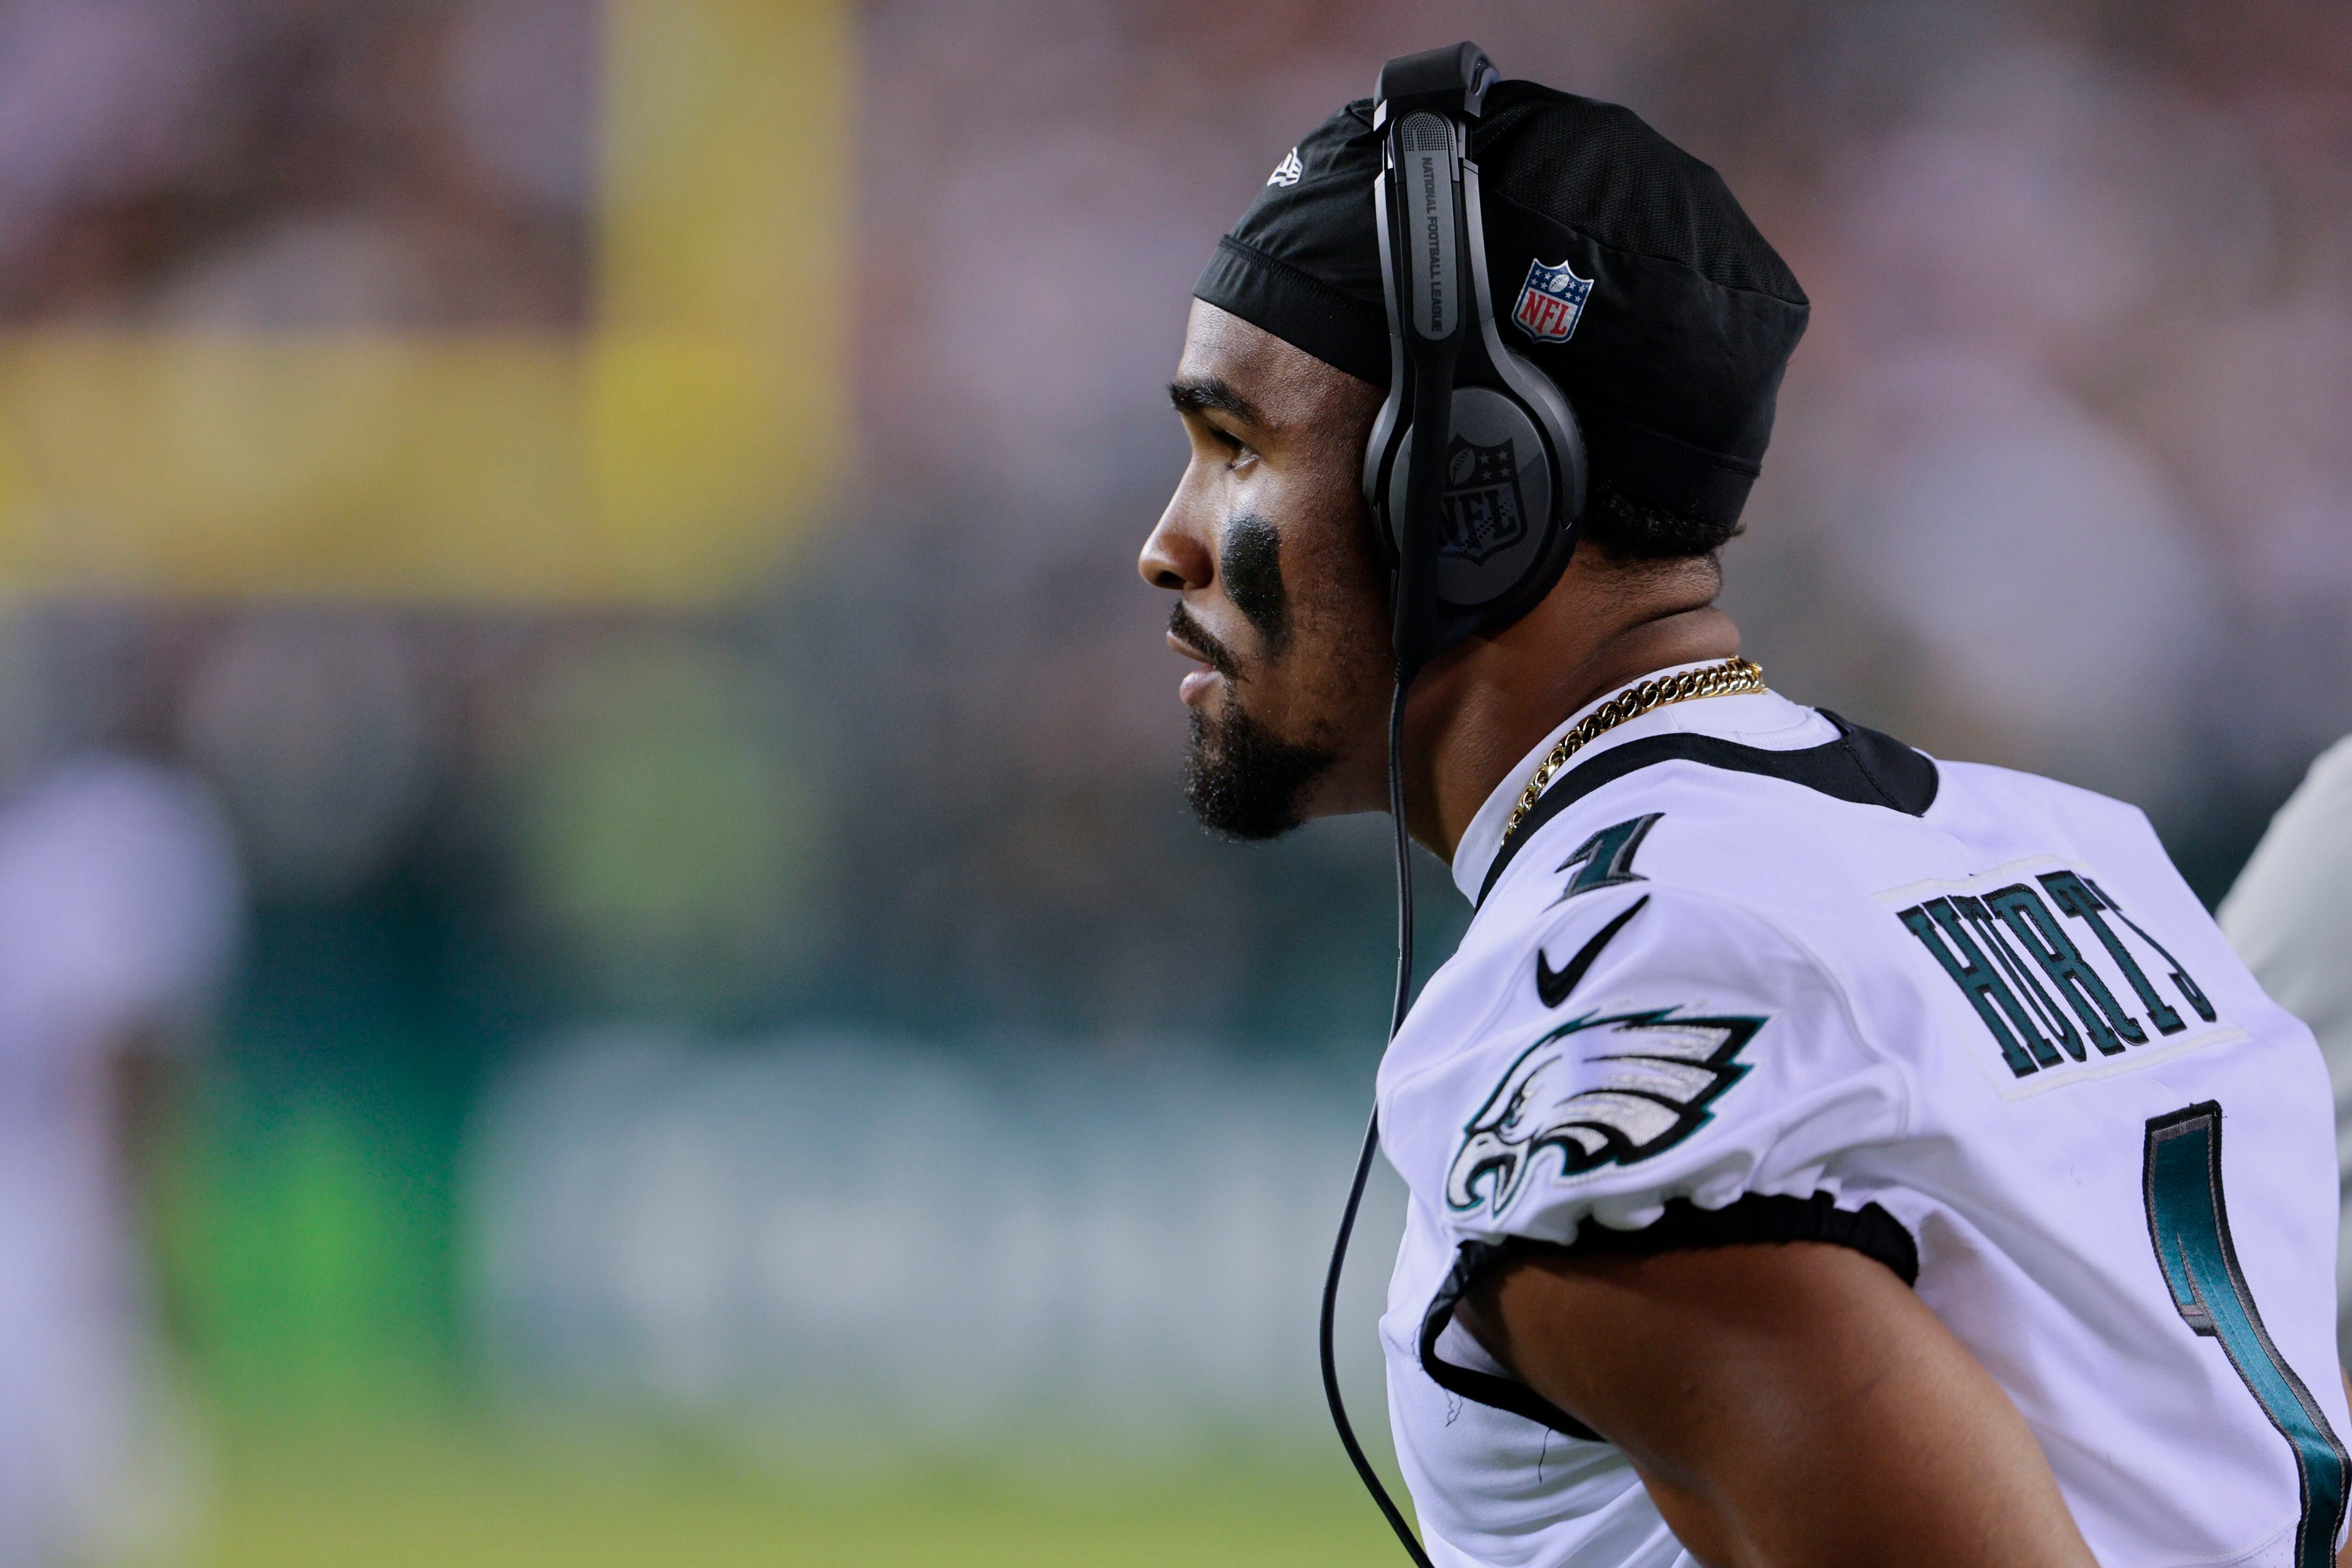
[1362,41,1587,683]
[1320,43,1584,1568]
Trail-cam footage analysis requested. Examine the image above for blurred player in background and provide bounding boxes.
[0,760,241,1568]
[2223,737,2352,1368]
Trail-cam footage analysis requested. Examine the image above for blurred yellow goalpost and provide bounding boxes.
[0,0,849,604]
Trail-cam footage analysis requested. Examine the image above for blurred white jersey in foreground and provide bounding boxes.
[2222,733,2352,1363]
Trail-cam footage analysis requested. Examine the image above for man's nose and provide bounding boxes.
[1140,489,1216,592]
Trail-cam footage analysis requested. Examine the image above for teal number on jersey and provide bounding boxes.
[2144,1103,2350,1568]
[1552,813,1663,903]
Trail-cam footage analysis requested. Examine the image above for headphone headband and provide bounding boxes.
[1373,41,1498,123]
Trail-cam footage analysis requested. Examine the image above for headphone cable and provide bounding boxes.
[1318,676,1436,1568]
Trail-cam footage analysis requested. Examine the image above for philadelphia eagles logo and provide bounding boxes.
[1445,1009,1766,1219]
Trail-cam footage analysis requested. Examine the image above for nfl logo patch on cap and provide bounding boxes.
[1513,257,1593,344]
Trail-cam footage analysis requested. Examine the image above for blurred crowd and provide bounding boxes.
[0,0,2346,1551]
[5,0,2345,1039]
[0,0,590,327]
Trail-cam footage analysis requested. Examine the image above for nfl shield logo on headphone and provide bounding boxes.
[1514,257,1593,344]
[1439,436,1528,566]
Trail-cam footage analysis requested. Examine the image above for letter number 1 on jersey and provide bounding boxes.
[2144,1102,2351,1568]
[1550,813,1663,904]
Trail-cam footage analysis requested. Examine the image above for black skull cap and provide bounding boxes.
[1194,81,1809,528]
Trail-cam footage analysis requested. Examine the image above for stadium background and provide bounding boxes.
[0,0,2348,1562]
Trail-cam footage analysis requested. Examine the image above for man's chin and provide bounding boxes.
[1182,698,1339,842]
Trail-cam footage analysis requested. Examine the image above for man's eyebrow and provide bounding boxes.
[1168,376,1263,427]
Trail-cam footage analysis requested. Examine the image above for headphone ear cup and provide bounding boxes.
[1383,374,1584,638]
[1385,390,1549,611]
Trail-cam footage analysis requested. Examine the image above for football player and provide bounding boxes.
[1142,69,2349,1568]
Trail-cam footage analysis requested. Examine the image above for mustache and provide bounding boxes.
[1169,602,1242,681]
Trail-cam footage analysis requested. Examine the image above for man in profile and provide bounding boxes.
[1143,62,2347,1567]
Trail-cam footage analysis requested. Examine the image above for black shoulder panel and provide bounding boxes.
[1820,709,1941,817]
[1414,1193,1920,1445]
[1476,709,1938,907]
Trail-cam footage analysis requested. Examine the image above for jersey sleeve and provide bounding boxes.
[1380,883,1912,1257]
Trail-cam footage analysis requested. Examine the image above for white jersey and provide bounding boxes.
[1377,673,2347,1568]
[2219,735,2352,1361]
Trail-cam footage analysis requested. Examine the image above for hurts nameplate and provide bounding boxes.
[1879,855,2242,1098]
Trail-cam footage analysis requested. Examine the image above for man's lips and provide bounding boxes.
[1167,631,1220,704]
[1165,606,1241,707]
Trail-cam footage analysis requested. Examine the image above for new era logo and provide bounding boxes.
[1513,257,1593,344]
[1266,147,1303,188]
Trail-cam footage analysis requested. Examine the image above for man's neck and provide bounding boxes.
[1407,601,1741,862]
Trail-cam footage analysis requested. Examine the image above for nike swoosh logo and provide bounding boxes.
[1535,894,1650,1008]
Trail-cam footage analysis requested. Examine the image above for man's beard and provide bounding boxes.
[1170,545,1337,842]
[1183,687,1339,842]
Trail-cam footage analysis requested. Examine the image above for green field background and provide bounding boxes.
[153,906,1411,1566]
[193,1424,1400,1568]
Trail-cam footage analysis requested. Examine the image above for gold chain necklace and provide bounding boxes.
[1497,658,1766,849]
